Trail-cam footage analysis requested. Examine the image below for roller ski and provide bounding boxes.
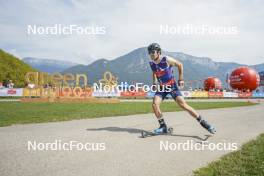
[141,125,173,138]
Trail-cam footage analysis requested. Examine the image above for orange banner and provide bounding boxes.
[238,92,252,98]
[208,91,223,98]
[121,91,146,97]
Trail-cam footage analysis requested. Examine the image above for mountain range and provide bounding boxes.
[22,57,78,73]
[61,47,264,88]
[21,48,264,88]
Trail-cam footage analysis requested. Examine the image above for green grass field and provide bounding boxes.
[194,133,264,176]
[0,101,256,127]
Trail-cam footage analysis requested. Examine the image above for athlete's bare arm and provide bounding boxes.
[152,72,158,85]
[166,56,184,81]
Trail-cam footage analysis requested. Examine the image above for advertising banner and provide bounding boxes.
[23,88,41,97]
[238,92,252,98]
[181,91,192,98]
[252,92,264,98]
[191,91,208,98]
[120,91,146,97]
[208,91,223,98]
[223,92,239,98]
[0,88,23,96]
[93,90,120,97]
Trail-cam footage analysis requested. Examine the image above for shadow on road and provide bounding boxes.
[170,134,211,141]
[87,127,142,134]
[86,127,211,141]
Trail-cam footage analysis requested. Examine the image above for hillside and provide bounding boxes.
[0,49,36,87]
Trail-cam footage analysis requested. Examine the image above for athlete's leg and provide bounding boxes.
[174,96,216,134]
[152,95,163,119]
[152,95,167,133]
[175,96,199,118]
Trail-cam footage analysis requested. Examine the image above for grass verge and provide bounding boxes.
[0,101,256,127]
[194,133,264,176]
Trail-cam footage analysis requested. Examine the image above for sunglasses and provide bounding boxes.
[148,50,157,54]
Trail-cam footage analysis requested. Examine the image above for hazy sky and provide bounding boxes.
[0,0,263,64]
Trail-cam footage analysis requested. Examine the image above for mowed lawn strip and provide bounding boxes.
[193,133,264,176]
[0,101,256,127]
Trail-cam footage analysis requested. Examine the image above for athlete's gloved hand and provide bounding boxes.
[178,79,184,87]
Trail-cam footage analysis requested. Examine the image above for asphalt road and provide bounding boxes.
[0,101,264,176]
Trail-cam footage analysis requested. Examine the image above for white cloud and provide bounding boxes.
[0,0,263,64]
